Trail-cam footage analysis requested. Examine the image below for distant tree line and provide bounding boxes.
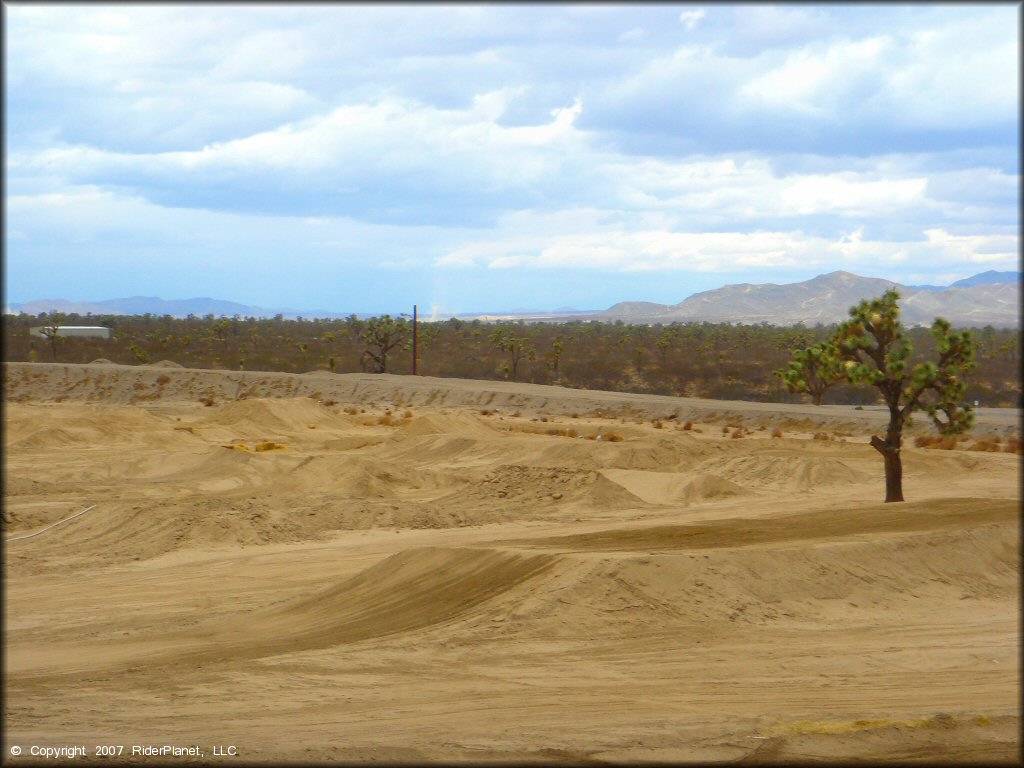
[3,311,1019,407]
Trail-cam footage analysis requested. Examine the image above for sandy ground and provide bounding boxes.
[3,362,1020,763]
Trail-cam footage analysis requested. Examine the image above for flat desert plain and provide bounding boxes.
[4,362,1020,763]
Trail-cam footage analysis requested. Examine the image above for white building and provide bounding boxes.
[30,326,111,339]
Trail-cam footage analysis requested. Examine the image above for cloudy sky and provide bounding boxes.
[5,4,1019,314]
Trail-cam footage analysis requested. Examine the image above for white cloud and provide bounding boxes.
[679,9,705,32]
[5,5,1018,309]
[437,214,1019,275]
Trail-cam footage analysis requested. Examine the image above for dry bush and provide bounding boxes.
[731,429,745,439]
[812,432,831,441]
[570,412,579,419]
[322,399,337,407]
[133,381,147,391]
[721,426,730,435]
[403,409,413,419]
[968,437,1003,452]
[1004,437,1021,454]
[914,435,956,450]
[199,397,215,407]
[682,421,693,431]
[771,428,783,438]
[652,419,664,429]
[539,415,548,422]
[604,432,624,442]
[343,406,358,415]
[757,425,767,431]
[376,414,397,426]
[480,409,493,416]
[254,441,287,452]
[155,374,171,385]
[566,428,579,438]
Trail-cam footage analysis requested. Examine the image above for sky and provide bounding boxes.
[4,3,1020,315]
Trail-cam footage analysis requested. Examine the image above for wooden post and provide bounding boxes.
[412,304,418,375]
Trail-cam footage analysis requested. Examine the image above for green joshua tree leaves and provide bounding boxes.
[781,289,976,502]
[776,343,844,406]
[357,315,411,373]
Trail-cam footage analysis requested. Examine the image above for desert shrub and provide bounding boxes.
[480,409,493,416]
[155,374,171,385]
[343,406,358,415]
[771,428,783,438]
[731,429,744,439]
[968,437,1003,452]
[254,441,287,451]
[322,399,337,407]
[652,419,664,429]
[682,421,693,430]
[914,435,956,449]
[199,397,215,407]
[604,432,624,442]
[1004,436,1021,453]
[812,432,831,441]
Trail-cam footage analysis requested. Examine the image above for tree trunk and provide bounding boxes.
[870,434,904,502]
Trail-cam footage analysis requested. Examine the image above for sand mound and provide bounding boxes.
[681,474,750,504]
[6,405,189,451]
[12,547,558,677]
[395,412,498,439]
[483,518,1018,642]
[254,547,556,646]
[698,454,865,492]
[145,360,184,368]
[523,497,1017,553]
[198,397,345,435]
[446,464,647,514]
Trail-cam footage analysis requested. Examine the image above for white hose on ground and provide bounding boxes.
[6,505,97,542]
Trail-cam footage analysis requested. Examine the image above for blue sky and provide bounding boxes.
[4,4,1019,315]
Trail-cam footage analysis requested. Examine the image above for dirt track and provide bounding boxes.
[4,363,1020,763]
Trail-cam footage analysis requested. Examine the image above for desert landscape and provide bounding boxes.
[4,361,1020,763]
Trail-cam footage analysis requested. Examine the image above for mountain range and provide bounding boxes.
[6,296,355,320]
[597,270,1019,327]
[6,270,1019,328]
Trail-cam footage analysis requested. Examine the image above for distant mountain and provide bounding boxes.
[7,296,357,320]
[948,270,1019,288]
[599,270,1019,327]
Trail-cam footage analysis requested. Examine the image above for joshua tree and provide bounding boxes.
[783,289,975,502]
[776,342,844,405]
[357,315,410,373]
[549,335,565,384]
[37,322,61,360]
[489,327,534,381]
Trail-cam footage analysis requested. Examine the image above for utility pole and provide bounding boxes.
[412,304,418,375]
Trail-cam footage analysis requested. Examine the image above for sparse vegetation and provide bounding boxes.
[5,311,1016,408]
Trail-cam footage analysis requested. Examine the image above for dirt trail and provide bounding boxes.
[4,363,1019,763]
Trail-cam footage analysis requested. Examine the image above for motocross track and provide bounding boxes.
[4,362,1020,763]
